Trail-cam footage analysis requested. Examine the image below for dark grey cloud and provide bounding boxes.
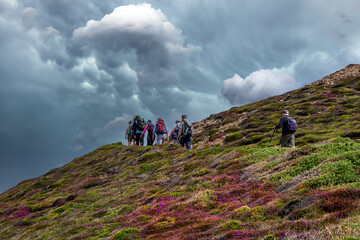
[1,0,360,193]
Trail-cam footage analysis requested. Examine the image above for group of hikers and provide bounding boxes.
[125,114,194,150]
[125,110,297,150]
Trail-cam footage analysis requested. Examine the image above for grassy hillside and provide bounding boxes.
[1,64,360,240]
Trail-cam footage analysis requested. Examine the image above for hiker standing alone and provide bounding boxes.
[274,110,297,148]
[140,120,155,146]
[178,115,193,150]
[153,117,169,144]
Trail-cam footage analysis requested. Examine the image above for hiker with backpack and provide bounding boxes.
[169,120,181,145]
[178,115,193,150]
[132,115,146,146]
[153,117,169,145]
[274,110,297,148]
[125,121,133,145]
[140,120,155,146]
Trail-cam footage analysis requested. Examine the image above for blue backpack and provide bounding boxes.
[171,125,180,139]
[285,116,297,132]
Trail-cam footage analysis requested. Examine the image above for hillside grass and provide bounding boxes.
[1,72,360,239]
[1,137,360,239]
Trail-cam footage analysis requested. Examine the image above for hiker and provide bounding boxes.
[169,120,181,145]
[132,115,146,146]
[178,115,193,150]
[274,110,297,148]
[140,120,155,146]
[125,121,133,145]
[153,117,169,144]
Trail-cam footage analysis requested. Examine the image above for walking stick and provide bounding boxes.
[268,129,277,147]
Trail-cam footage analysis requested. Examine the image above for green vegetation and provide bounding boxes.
[113,228,141,239]
[1,66,360,239]
[272,138,360,185]
[225,132,243,142]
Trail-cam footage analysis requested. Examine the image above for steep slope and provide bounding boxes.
[194,64,360,148]
[1,65,360,240]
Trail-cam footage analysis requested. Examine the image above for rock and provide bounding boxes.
[66,195,77,201]
[279,199,300,218]
[51,198,67,207]
[13,220,32,227]
[211,234,228,240]
[182,154,195,162]
[213,114,224,120]
[169,178,182,187]
[279,196,319,218]
[210,150,239,168]
[210,159,221,168]
[103,167,121,175]
[92,210,107,218]
[143,197,154,205]
[239,119,247,126]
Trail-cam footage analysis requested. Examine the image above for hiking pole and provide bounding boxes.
[268,129,277,147]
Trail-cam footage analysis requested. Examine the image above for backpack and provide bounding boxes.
[171,125,180,139]
[137,118,146,131]
[183,120,193,137]
[285,116,297,132]
[155,120,166,135]
[148,123,154,133]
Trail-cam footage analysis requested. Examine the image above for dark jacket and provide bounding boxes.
[275,116,295,136]
[132,119,142,134]
[147,123,154,137]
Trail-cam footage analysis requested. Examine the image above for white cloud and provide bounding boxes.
[81,81,96,91]
[104,114,131,131]
[69,3,202,118]
[72,3,200,68]
[221,69,297,105]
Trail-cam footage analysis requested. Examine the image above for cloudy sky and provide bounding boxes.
[1,0,360,193]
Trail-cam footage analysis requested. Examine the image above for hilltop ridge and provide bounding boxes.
[193,64,360,148]
[1,65,360,239]
[310,64,360,86]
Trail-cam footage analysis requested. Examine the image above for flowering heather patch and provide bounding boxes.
[323,92,337,99]
[11,207,30,219]
[231,229,265,239]
[214,181,279,207]
[278,220,321,232]
[317,189,360,213]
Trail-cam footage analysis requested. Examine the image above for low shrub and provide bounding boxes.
[113,228,141,240]
[225,133,243,143]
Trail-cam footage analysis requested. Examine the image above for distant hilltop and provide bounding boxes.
[310,64,360,86]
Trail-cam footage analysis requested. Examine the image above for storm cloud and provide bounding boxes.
[70,3,201,113]
[1,0,360,193]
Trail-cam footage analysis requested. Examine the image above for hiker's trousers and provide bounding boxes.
[279,134,295,148]
[155,134,167,145]
[180,135,192,150]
